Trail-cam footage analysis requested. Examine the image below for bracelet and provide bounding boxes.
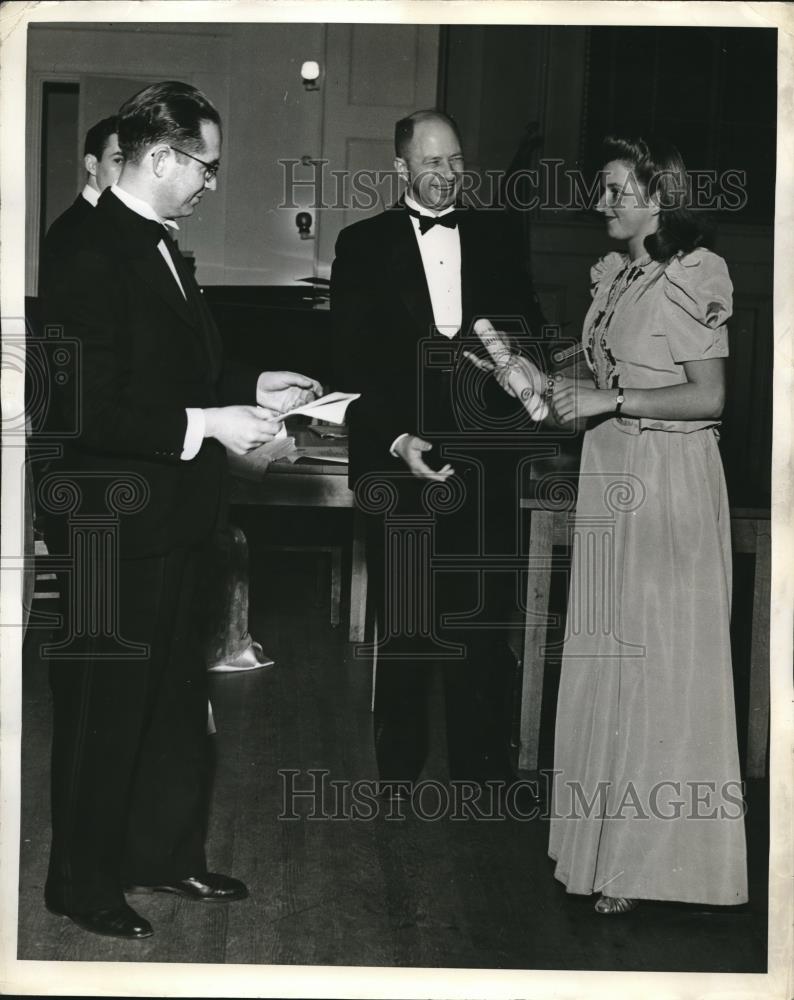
[545,375,555,399]
[615,387,625,415]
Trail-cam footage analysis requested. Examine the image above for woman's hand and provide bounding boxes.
[550,382,613,425]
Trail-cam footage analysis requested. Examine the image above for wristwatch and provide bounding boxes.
[615,388,625,415]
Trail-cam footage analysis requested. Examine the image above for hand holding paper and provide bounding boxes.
[256,370,324,414]
[227,431,298,480]
[204,405,284,455]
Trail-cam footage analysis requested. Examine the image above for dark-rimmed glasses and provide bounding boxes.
[168,145,220,181]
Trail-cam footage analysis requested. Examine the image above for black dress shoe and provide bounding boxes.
[46,902,153,939]
[126,872,248,902]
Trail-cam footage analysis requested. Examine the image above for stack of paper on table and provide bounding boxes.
[228,393,360,477]
[293,443,349,465]
[227,433,297,480]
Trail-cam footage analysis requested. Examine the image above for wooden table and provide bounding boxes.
[518,496,771,778]
[229,427,368,642]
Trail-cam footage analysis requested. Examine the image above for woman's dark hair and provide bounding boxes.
[602,136,713,261]
[117,81,221,163]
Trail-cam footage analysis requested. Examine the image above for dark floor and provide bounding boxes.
[17,509,769,970]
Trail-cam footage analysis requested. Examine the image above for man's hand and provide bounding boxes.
[256,370,323,414]
[394,434,454,482]
[204,405,284,455]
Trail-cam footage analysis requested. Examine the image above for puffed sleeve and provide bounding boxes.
[661,249,732,362]
[589,251,625,299]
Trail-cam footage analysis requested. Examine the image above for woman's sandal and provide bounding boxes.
[594,895,639,915]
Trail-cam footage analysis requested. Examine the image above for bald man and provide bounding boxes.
[332,110,545,799]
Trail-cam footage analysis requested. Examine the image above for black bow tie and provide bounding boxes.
[406,206,459,234]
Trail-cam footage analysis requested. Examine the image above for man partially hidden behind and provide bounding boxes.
[332,110,543,799]
[39,115,123,293]
[41,81,320,940]
[33,117,123,539]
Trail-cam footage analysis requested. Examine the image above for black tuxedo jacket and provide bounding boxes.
[41,189,256,558]
[330,204,540,485]
[39,193,95,295]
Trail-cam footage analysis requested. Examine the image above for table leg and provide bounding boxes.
[349,509,368,642]
[518,507,555,773]
[747,519,771,778]
[330,546,342,627]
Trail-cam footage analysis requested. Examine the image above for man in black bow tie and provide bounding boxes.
[41,81,320,940]
[331,110,543,799]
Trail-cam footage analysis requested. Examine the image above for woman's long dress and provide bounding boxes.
[547,247,748,905]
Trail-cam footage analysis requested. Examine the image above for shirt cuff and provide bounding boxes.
[181,408,205,460]
[389,432,409,457]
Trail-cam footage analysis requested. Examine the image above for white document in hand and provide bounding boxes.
[283,391,361,425]
[472,318,548,422]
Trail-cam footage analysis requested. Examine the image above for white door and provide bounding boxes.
[314,23,439,278]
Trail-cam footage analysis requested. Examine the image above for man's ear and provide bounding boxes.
[150,145,171,178]
[84,153,98,178]
[394,156,409,183]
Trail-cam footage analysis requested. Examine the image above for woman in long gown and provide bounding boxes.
[525,137,748,913]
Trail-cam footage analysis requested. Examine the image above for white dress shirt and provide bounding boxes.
[81,183,99,207]
[404,193,462,338]
[391,195,463,456]
[108,185,204,460]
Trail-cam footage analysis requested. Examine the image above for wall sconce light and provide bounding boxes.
[296,211,314,240]
[301,60,321,91]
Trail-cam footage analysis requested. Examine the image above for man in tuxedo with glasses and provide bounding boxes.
[42,80,320,939]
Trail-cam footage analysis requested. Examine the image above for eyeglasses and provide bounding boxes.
[168,145,220,181]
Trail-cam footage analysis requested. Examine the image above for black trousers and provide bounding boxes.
[363,454,518,784]
[45,543,210,914]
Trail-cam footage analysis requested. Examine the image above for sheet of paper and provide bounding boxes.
[295,449,349,465]
[283,391,360,425]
